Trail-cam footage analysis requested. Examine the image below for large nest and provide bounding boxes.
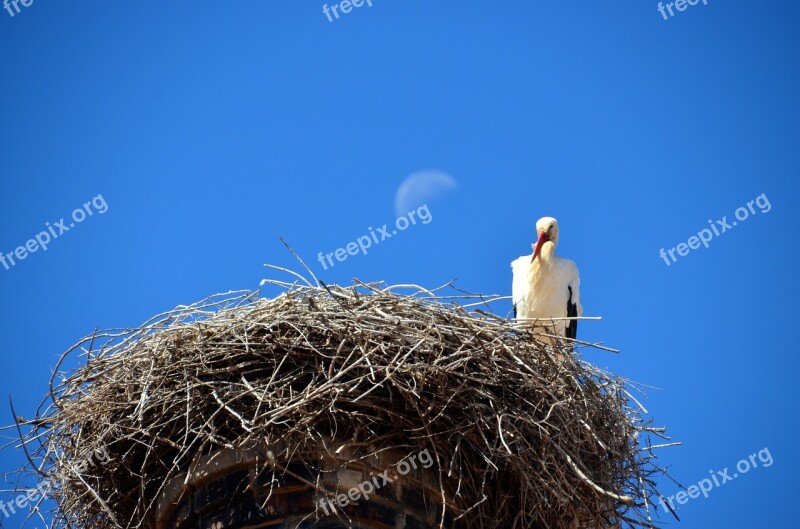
[6,272,671,529]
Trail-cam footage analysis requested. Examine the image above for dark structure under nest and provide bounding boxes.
[7,273,672,529]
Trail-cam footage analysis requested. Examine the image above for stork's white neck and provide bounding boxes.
[534,241,557,266]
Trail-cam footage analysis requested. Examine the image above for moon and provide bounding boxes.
[393,170,457,217]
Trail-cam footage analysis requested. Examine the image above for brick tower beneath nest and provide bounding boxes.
[155,444,450,529]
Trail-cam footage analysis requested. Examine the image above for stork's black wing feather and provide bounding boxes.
[566,286,578,340]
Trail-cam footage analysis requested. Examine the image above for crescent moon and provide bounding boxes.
[393,170,458,218]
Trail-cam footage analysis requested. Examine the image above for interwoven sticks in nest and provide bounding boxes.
[9,275,670,529]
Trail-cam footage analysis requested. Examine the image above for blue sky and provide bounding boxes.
[1,1,798,528]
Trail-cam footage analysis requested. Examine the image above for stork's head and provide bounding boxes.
[531,216,559,262]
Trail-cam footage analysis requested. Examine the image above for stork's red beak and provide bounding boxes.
[531,231,549,262]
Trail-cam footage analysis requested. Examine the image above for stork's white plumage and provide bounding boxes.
[511,217,582,341]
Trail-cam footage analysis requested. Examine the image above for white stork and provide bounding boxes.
[511,217,582,342]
